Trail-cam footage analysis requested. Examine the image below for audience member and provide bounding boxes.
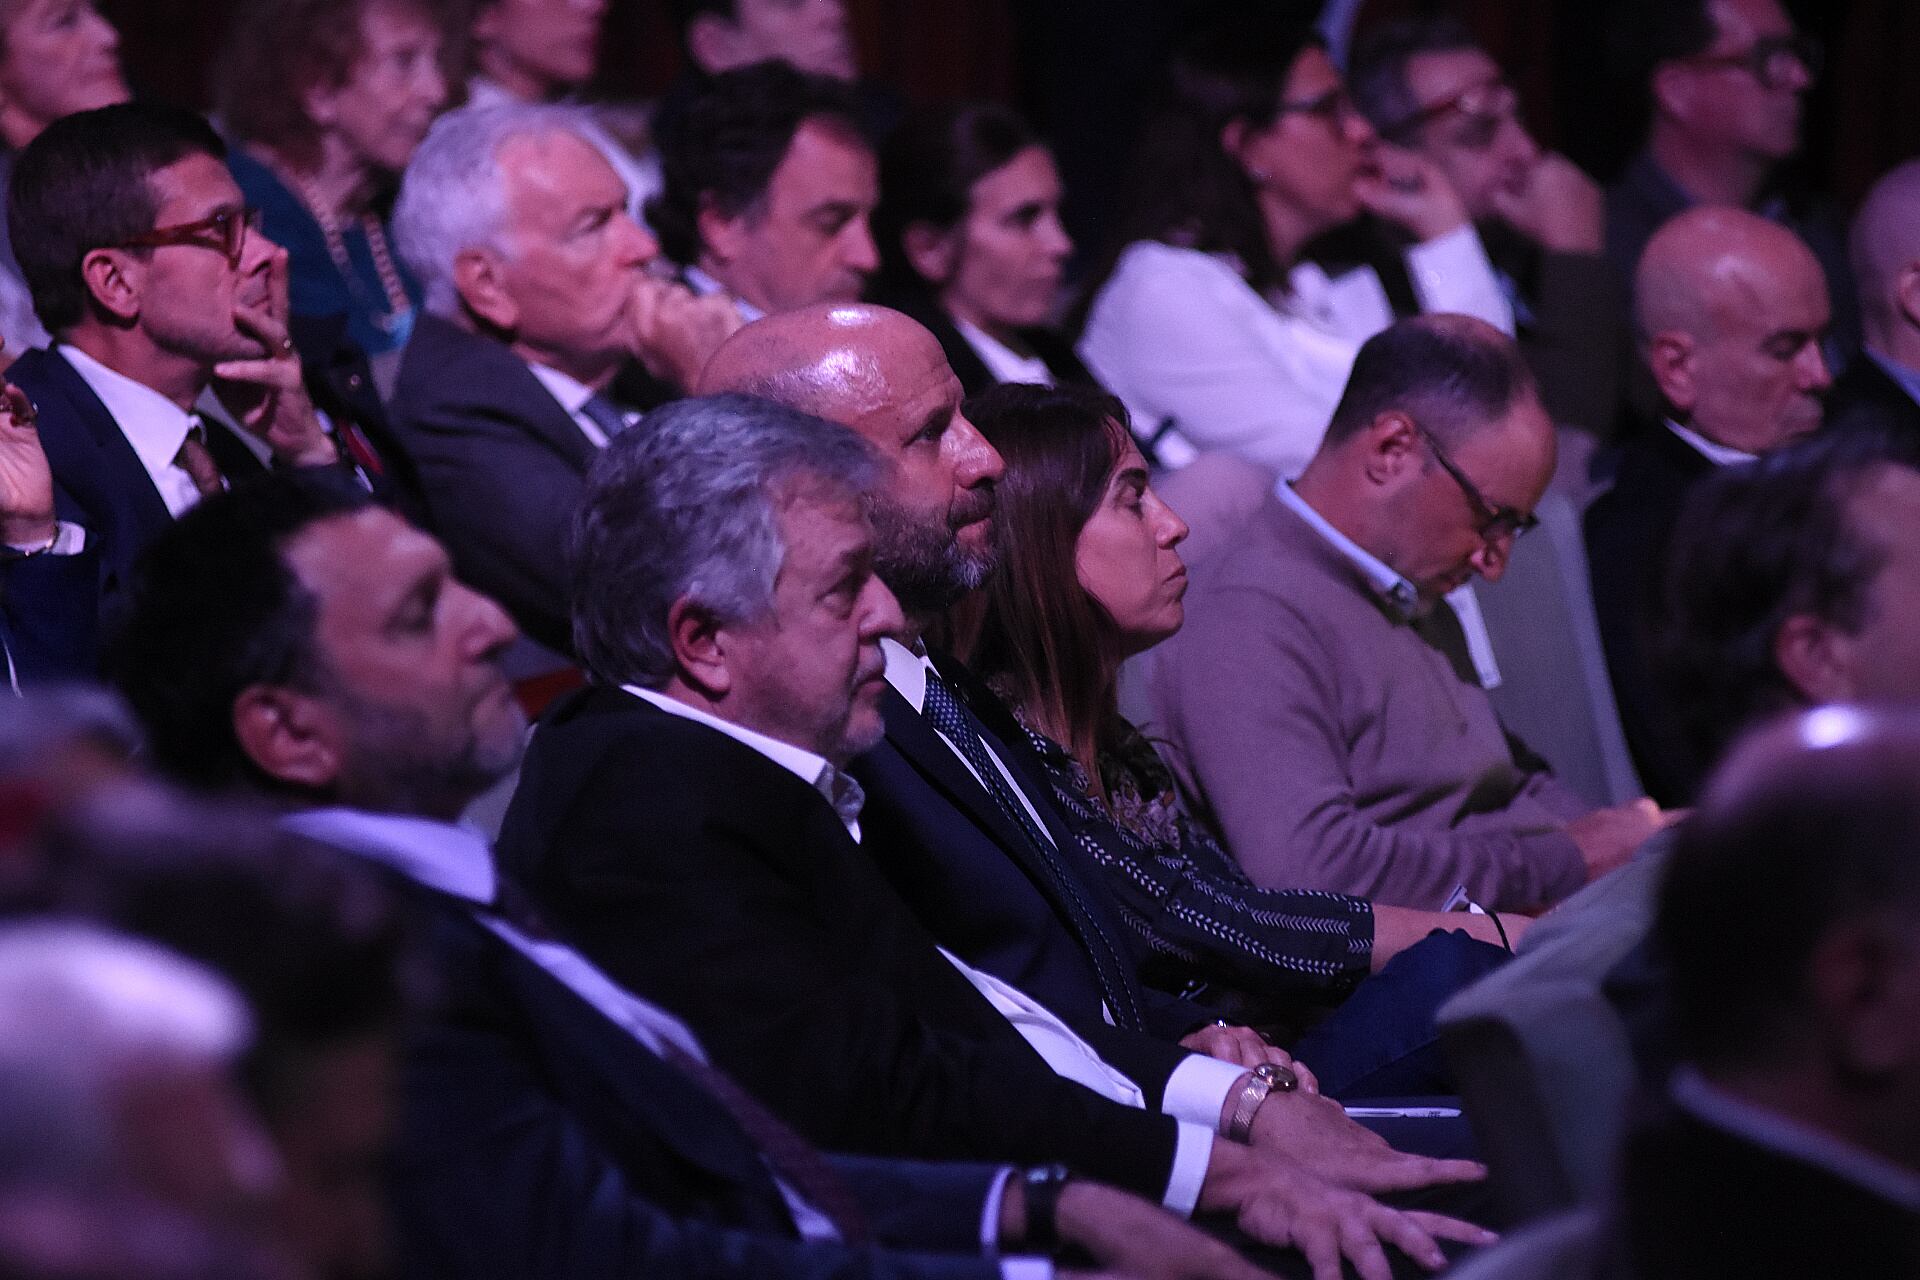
[1349,17,1621,443]
[1831,160,1920,439]
[1586,206,1830,804]
[648,61,878,323]
[677,0,857,81]
[957,381,1518,1089]
[1144,315,1662,911]
[464,0,604,109]
[1604,0,1857,367]
[1078,9,1509,475]
[4,104,341,681]
[216,0,453,362]
[388,102,738,654]
[873,103,1092,396]
[0,0,128,354]
[107,468,1361,1280]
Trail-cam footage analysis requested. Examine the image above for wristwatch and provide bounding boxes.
[1225,1061,1298,1143]
[1019,1163,1073,1251]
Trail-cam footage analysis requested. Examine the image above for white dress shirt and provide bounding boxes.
[1665,418,1759,468]
[683,264,767,325]
[1079,225,1512,476]
[527,362,624,449]
[954,319,1054,388]
[881,638,1238,1215]
[59,343,211,518]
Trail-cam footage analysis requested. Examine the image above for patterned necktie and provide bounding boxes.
[919,667,1145,1030]
[579,394,634,443]
[174,417,225,498]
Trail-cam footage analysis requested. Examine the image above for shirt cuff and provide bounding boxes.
[1000,1260,1055,1280]
[1406,224,1514,335]
[982,1166,1017,1252]
[6,521,85,556]
[1161,1120,1215,1217]
[1162,1052,1247,1129]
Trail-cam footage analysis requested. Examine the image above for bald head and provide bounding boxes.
[701,303,1008,624]
[1634,207,1831,452]
[1850,161,1920,353]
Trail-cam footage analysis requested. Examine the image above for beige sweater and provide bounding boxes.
[1145,495,1589,911]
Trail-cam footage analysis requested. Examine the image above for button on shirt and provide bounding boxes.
[59,344,212,518]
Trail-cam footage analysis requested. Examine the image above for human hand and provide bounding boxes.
[0,363,53,548]
[1565,797,1670,883]
[630,276,744,391]
[1181,1024,1319,1092]
[1489,152,1603,254]
[1246,1088,1485,1194]
[1050,1181,1284,1280]
[214,248,336,466]
[1203,1144,1496,1280]
[1355,145,1469,242]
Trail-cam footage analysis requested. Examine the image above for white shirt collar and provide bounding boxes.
[281,807,497,904]
[880,635,932,712]
[1672,1067,1920,1210]
[621,685,863,837]
[527,362,595,416]
[1665,419,1758,468]
[1275,478,1421,620]
[953,318,1053,388]
[683,264,766,324]
[59,343,199,482]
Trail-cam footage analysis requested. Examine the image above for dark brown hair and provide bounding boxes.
[960,382,1136,785]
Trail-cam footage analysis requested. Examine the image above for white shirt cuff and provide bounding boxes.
[1000,1260,1055,1280]
[1161,1120,1215,1217]
[1406,224,1515,335]
[982,1166,1017,1251]
[1162,1052,1246,1129]
[6,520,85,556]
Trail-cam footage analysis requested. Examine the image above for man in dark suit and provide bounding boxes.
[1830,160,1920,441]
[2,104,343,682]
[387,102,739,655]
[107,467,1283,1280]
[1586,207,1831,805]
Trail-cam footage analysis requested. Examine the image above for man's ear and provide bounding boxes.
[684,14,743,76]
[1358,410,1422,487]
[1808,915,1920,1077]
[902,221,958,288]
[231,685,343,791]
[1646,331,1697,415]
[1650,62,1696,126]
[1773,612,1858,705]
[666,596,733,700]
[1893,262,1920,336]
[79,248,142,325]
[697,194,748,273]
[453,246,517,332]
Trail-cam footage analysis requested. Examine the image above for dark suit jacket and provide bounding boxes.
[1825,351,1920,442]
[391,871,1005,1280]
[1480,224,1625,442]
[1584,424,1717,806]
[496,685,1185,1198]
[853,655,1207,1052]
[882,289,1098,398]
[387,314,602,653]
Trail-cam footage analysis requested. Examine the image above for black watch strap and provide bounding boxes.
[1019,1163,1072,1251]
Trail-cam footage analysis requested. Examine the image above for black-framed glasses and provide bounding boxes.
[1381,77,1523,151]
[114,206,262,268]
[1410,418,1538,543]
[1680,33,1822,91]
[1274,84,1363,129]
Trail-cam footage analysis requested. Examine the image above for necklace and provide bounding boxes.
[287,168,415,337]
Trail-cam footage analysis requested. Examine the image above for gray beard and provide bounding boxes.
[869,503,998,621]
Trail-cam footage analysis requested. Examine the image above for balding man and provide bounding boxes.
[1586,205,1831,804]
[1830,161,1920,440]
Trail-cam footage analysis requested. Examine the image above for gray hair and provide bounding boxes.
[570,393,880,688]
[393,102,629,318]
[0,922,252,1192]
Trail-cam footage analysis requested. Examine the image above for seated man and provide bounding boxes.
[1138,315,1661,911]
[647,61,879,324]
[1586,206,1831,803]
[1830,160,1920,440]
[387,102,736,654]
[107,467,1465,1279]
[1350,16,1621,442]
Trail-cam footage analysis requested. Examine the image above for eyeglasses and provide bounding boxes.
[1679,33,1822,91]
[1410,417,1538,543]
[1381,77,1523,151]
[114,206,263,268]
[1274,84,1364,129]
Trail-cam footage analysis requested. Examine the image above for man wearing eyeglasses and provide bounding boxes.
[1147,314,1669,914]
[0,102,343,681]
[1350,18,1623,446]
[1604,0,1857,370]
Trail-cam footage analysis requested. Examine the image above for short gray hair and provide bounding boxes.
[393,102,623,318]
[570,393,880,688]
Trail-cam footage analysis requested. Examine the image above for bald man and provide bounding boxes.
[1586,205,1832,804]
[1829,161,1920,441]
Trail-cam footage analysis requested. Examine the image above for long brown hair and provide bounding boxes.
[958,383,1137,788]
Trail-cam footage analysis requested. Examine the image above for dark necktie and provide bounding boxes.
[483,878,871,1244]
[919,667,1145,1030]
[174,418,225,498]
[579,394,633,442]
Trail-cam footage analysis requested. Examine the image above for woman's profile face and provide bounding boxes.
[1073,437,1190,656]
[1229,46,1375,247]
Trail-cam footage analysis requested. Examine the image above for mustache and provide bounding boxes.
[948,484,995,529]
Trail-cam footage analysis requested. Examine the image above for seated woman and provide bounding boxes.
[957,381,1523,1096]
[214,0,454,361]
[873,101,1094,394]
[1078,9,1509,475]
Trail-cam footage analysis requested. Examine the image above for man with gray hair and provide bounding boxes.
[388,102,738,654]
[1828,160,1920,441]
